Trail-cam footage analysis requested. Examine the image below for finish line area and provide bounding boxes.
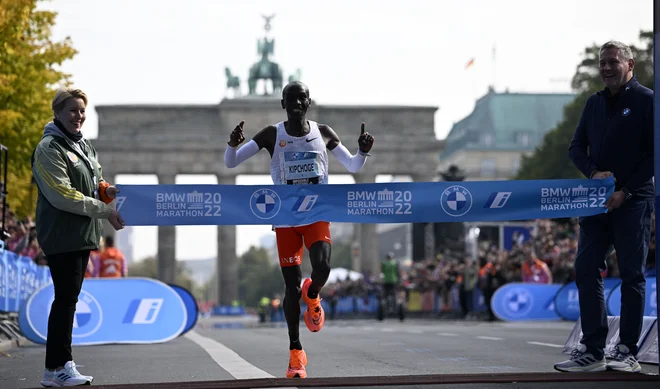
[2,137,660,389]
[1,317,659,389]
[3,150,660,389]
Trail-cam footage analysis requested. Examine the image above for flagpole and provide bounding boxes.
[653,0,660,373]
[491,43,497,92]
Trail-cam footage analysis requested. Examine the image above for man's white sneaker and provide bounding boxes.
[554,344,607,372]
[48,361,93,386]
[607,344,642,373]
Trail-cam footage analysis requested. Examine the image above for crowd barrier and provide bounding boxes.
[554,279,622,321]
[167,283,199,335]
[288,285,489,318]
[212,305,246,316]
[0,247,51,314]
[491,279,657,321]
[18,277,198,346]
[563,316,658,365]
[1,245,202,345]
[286,278,657,322]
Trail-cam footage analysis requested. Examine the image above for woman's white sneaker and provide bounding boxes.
[49,361,93,386]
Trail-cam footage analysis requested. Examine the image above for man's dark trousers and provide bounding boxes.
[575,197,653,359]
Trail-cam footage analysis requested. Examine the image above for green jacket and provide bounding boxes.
[381,259,399,284]
[31,122,112,256]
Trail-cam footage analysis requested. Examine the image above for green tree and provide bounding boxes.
[238,246,284,307]
[516,31,653,180]
[0,0,77,217]
[201,242,355,307]
[128,256,196,292]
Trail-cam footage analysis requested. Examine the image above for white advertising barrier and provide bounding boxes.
[563,316,658,365]
[637,322,659,364]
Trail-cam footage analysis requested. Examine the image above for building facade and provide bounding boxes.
[438,87,575,181]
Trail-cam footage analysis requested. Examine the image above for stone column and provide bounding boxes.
[412,174,437,261]
[353,173,379,277]
[157,173,177,283]
[217,175,238,306]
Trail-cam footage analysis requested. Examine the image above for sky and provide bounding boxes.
[39,0,653,262]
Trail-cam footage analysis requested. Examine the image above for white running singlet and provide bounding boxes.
[270,120,329,186]
[270,120,329,228]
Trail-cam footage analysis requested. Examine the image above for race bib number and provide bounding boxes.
[282,151,321,185]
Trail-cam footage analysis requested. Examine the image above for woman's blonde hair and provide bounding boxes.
[51,88,88,116]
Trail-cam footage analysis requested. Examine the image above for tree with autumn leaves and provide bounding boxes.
[0,0,77,218]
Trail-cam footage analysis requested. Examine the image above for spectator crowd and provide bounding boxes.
[2,204,127,278]
[320,217,657,319]
[2,206,47,266]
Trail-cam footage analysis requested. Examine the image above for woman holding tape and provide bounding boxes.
[31,87,125,387]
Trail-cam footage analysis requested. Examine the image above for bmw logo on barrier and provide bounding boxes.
[250,189,281,220]
[440,185,473,217]
[42,290,103,339]
[502,288,534,318]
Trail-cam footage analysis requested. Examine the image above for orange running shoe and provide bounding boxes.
[301,278,325,332]
[286,349,308,378]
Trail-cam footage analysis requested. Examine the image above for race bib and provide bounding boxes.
[281,151,321,185]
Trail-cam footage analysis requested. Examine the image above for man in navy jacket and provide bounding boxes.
[554,41,654,374]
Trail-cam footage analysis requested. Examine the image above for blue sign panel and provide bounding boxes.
[607,279,657,317]
[167,284,198,335]
[491,283,562,321]
[555,279,622,321]
[19,277,187,345]
[502,226,533,251]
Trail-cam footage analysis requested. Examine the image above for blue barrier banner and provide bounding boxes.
[555,279,622,321]
[19,277,187,345]
[0,249,51,313]
[607,279,657,317]
[212,305,245,316]
[167,284,198,335]
[18,256,38,312]
[115,177,614,226]
[472,287,487,312]
[0,250,7,312]
[491,283,563,321]
[5,251,19,312]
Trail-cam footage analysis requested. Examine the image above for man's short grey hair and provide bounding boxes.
[600,40,634,61]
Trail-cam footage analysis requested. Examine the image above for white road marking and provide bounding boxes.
[405,329,424,334]
[381,328,396,332]
[437,332,459,337]
[476,336,503,341]
[185,331,274,379]
[186,331,299,389]
[527,341,564,348]
[380,342,405,346]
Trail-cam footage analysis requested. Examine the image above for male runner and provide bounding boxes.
[223,81,374,378]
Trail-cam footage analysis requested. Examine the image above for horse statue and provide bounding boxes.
[225,67,241,98]
[247,35,283,96]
